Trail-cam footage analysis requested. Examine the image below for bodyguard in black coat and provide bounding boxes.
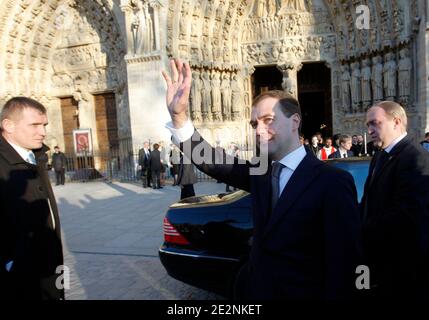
[362,101,429,299]
[162,60,363,299]
[0,97,64,299]
[149,144,162,189]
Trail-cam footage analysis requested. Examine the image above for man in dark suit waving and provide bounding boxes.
[362,101,429,299]
[162,59,362,300]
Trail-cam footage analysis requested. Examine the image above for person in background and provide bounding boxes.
[150,143,162,189]
[51,146,67,186]
[329,135,355,158]
[309,135,320,157]
[137,141,151,188]
[177,153,197,199]
[317,137,336,160]
[420,132,429,152]
[169,144,181,185]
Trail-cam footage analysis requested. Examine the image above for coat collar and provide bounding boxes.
[0,134,49,165]
[369,135,411,187]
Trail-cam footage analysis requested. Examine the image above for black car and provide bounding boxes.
[159,158,370,298]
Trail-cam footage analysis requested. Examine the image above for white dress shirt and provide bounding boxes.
[165,119,195,144]
[384,132,407,153]
[275,145,307,195]
[8,141,36,164]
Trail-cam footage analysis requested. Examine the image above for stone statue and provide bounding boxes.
[351,62,361,112]
[383,52,397,100]
[211,71,222,121]
[191,71,202,121]
[201,72,212,120]
[279,0,309,13]
[281,68,296,97]
[220,73,232,121]
[255,0,267,18]
[341,64,351,112]
[231,74,243,120]
[371,55,383,103]
[398,48,412,105]
[361,58,372,109]
[267,0,277,16]
[132,0,154,54]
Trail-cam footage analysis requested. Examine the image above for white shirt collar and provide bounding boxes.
[276,145,307,171]
[8,141,34,163]
[384,132,407,153]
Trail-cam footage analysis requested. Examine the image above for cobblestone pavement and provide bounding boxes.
[53,180,228,300]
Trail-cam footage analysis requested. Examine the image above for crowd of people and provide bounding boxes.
[303,132,379,160]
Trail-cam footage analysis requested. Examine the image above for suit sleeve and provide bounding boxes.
[179,130,251,192]
[323,170,363,299]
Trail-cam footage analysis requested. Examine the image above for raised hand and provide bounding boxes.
[161,59,192,128]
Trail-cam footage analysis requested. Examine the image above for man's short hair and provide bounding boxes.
[1,97,47,131]
[252,90,301,120]
[425,132,429,138]
[54,146,59,149]
[153,143,159,150]
[373,101,408,129]
[339,134,352,145]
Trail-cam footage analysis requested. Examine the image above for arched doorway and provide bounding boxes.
[298,62,332,139]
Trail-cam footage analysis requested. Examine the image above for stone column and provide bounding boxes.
[150,0,161,51]
[120,0,134,56]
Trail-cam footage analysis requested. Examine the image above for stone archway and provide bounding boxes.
[0,0,130,167]
[166,0,421,142]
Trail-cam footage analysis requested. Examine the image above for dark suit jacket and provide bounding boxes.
[138,148,151,169]
[180,130,362,299]
[361,136,429,298]
[0,135,64,299]
[149,149,162,171]
[328,150,355,159]
[51,152,66,171]
[177,155,197,186]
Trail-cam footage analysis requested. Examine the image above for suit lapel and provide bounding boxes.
[262,154,321,239]
[370,136,410,187]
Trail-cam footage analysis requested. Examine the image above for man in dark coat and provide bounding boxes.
[149,143,162,189]
[162,59,362,300]
[137,141,151,188]
[51,146,67,185]
[361,101,429,299]
[0,97,64,299]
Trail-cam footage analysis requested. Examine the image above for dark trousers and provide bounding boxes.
[141,168,151,187]
[55,169,65,185]
[180,184,195,199]
[151,169,161,189]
